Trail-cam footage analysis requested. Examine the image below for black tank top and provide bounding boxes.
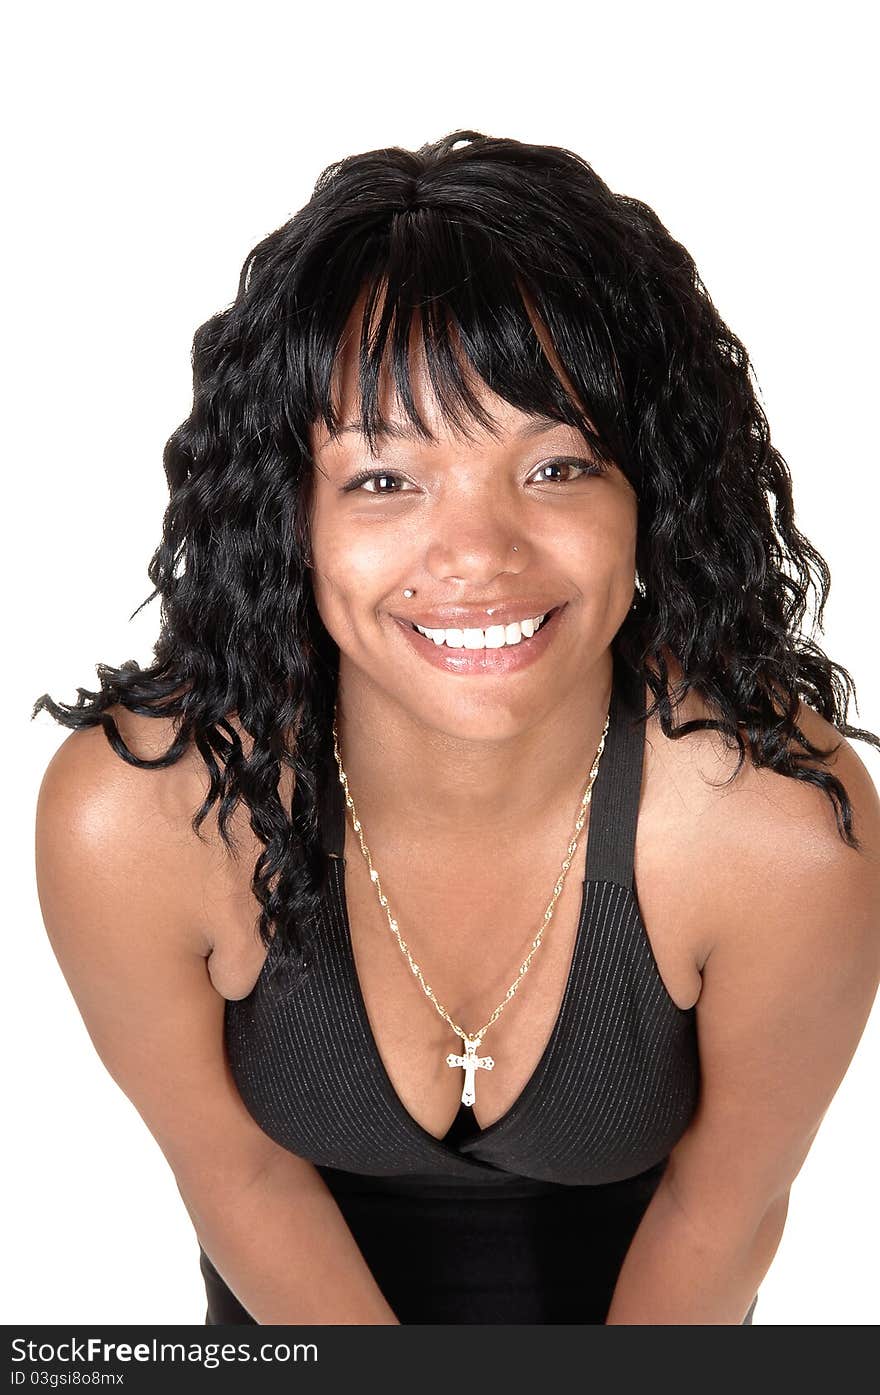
[200,651,766,1323]
[222,649,700,1189]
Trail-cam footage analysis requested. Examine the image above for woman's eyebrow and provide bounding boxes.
[328,413,570,443]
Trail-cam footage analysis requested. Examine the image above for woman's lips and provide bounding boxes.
[392,604,567,675]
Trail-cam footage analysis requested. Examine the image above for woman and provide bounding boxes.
[33,130,880,1325]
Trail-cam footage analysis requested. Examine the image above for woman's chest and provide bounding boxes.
[211,786,707,1142]
[342,796,707,1137]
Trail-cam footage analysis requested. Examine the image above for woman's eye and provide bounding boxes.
[342,471,408,494]
[530,457,603,484]
[362,473,406,494]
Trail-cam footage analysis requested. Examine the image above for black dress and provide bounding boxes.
[200,650,758,1324]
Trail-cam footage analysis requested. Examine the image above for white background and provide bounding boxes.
[4,0,877,1325]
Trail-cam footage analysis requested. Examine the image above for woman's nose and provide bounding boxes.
[425,521,526,585]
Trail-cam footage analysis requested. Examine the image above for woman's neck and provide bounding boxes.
[333,647,614,847]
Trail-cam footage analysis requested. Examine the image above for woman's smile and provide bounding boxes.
[390,601,569,676]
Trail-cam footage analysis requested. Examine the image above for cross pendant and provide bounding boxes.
[446,1035,495,1107]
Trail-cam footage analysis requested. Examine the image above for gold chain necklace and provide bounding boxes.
[330,704,611,1110]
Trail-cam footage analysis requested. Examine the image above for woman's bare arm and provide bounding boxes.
[606,727,880,1324]
[34,723,399,1325]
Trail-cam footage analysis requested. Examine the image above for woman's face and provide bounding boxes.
[307,297,638,742]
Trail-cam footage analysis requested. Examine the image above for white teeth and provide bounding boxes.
[413,613,549,648]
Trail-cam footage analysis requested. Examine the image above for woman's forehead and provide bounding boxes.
[313,365,536,454]
[309,286,588,456]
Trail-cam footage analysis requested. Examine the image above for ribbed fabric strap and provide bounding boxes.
[582,651,647,891]
[317,721,346,858]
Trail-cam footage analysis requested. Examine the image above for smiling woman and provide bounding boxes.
[32,129,880,1327]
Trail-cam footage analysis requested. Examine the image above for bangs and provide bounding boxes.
[286,206,623,466]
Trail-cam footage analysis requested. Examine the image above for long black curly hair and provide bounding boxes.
[32,128,878,990]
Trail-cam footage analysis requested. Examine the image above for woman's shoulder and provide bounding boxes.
[37,703,292,994]
[40,701,204,826]
[39,699,269,829]
[639,649,880,962]
[644,650,879,846]
[36,702,237,959]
